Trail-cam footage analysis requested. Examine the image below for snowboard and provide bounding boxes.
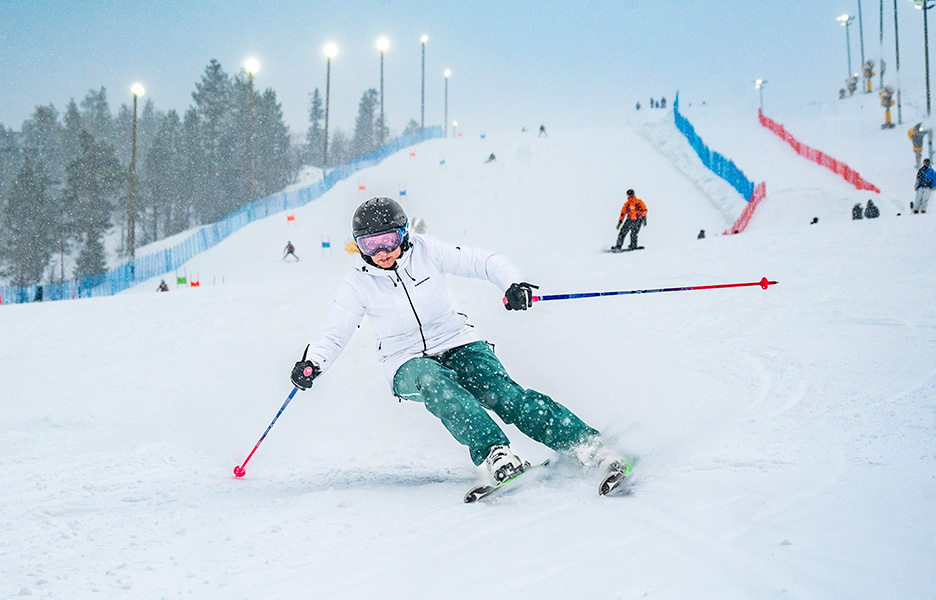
[463,459,550,503]
[604,246,644,253]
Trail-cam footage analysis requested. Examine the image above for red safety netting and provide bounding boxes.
[724,181,766,235]
[758,109,880,193]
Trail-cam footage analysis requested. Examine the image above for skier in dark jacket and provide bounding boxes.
[283,241,299,261]
[913,158,935,214]
[864,200,880,219]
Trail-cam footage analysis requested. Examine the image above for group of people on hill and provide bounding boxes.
[853,200,880,220]
[636,97,667,111]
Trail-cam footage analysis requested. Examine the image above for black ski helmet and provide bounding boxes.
[352,197,410,265]
[353,197,408,238]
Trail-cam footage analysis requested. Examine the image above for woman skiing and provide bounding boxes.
[290,197,627,490]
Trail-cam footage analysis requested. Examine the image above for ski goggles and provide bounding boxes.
[355,228,405,256]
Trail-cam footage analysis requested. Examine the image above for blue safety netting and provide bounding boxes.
[673,93,755,202]
[0,126,443,305]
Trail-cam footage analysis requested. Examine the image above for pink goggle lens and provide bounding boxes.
[356,229,403,256]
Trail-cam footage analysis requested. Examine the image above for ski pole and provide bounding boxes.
[233,386,298,478]
[504,277,778,306]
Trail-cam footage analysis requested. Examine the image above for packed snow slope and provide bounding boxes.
[3,98,935,600]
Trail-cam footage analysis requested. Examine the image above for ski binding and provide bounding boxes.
[463,459,550,503]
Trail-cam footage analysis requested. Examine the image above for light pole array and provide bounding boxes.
[755,79,768,111]
[420,35,428,129]
[839,14,856,77]
[444,69,451,137]
[244,58,259,205]
[858,0,867,80]
[913,0,935,118]
[377,37,389,146]
[129,82,145,260]
[913,0,935,160]
[323,43,337,178]
[895,0,904,123]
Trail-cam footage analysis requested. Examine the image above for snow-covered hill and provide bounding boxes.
[3,97,935,599]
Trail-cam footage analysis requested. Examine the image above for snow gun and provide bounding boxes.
[503,277,778,306]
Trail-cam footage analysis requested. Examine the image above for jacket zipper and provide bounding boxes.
[394,266,428,355]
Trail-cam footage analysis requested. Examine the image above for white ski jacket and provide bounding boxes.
[306,234,524,386]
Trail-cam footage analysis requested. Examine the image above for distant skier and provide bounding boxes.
[156,280,169,292]
[283,241,299,261]
[852,203,864,220]
[612,189,648,251]
[913,157,935,214]
[538,124,547,137]
[289,197,629,490]
[659,97,667,109]
[864,199,880,219]
[484,152,496,163]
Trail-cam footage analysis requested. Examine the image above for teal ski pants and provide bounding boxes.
[392,341,599,465]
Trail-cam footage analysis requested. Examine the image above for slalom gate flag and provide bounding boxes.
[287,214,295,222]
[177,276,187,285]
[190,280,200,287]
[322,240,331,248]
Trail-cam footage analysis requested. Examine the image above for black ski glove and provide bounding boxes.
[615,221,622,230]
[290,345,321,390]
[642,216,647,227]
[504,282,539,311]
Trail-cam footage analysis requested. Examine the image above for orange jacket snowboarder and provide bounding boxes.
[612,190,648,251]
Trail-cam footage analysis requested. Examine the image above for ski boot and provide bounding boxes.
[483,445,529,483]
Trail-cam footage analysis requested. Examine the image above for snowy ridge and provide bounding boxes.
[630,108,746,226]
[2,98,935,599]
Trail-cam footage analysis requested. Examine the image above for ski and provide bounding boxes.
[604,246,644,253]
[463,459,550,503]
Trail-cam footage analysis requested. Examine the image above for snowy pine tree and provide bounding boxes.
[253,88,292,197]
[305,88,325,167]
[351,89,380,160]
[64,130,124,278]
[79,88,115,148]
[143,110,187,240]
[0,157,54,285]
[403,119,421,136]
[191,59,238,223]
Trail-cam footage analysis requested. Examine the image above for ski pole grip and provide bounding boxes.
[501,296,541,306]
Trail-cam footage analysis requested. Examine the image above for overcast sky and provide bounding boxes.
[2,1,934,138]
